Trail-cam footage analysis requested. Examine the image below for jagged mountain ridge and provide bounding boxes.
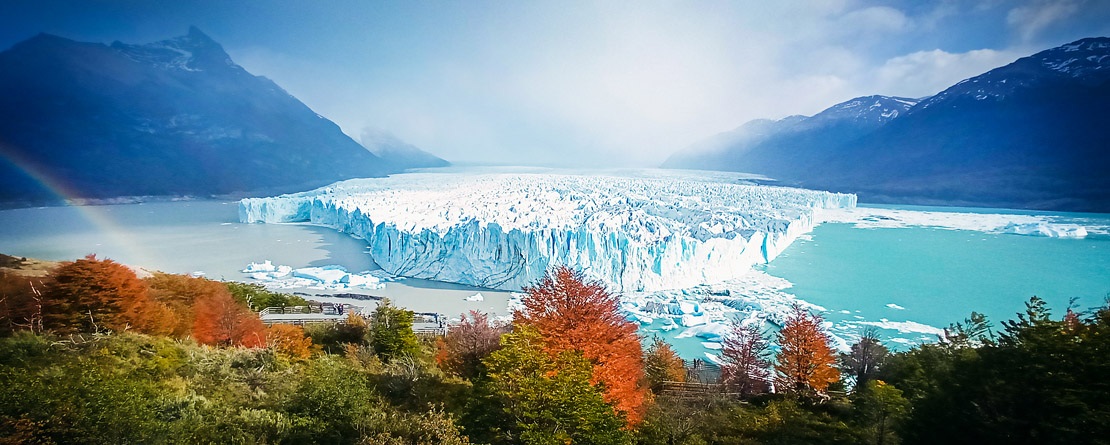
[667,37,1110,212]
[0,27,442,205]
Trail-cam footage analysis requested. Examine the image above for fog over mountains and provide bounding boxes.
[0,27,445,205]
[666,37,1110,212]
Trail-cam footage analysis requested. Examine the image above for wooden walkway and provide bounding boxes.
[660,381,741,401]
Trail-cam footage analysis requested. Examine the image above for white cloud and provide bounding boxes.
[223,2,1047,167]
[1007,0,1081,42]
[839,6,912,34]
[870,48,1021,98]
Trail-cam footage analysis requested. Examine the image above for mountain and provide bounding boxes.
[666,37,1110,212]
[359,128,449,170]
[664,95,919,176]
[0,27,409,205]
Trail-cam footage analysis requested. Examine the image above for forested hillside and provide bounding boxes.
[1,256,1107,444]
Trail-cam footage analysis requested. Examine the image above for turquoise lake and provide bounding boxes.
[760,205,1110,348]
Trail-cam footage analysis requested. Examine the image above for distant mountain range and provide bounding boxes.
[0,27,447,206]
[665,37,1110,212]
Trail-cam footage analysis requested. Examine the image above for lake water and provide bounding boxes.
[1,200,1107,357]
[761,205,1110,349]
[0,200,514,319]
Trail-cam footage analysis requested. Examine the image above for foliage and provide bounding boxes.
[883,297,1110,444]
[0,331,469,445]
[841,328,889,388]
[774,305,840,398]
[437,310,508,380]
[720,322,771,397]
[304,312,370,353]
[0,272,51,335]
[267,324,314,359]
[515,266,647,424]
[192,286,266,347]
[940,311,994,348]
[477,325,630,445]
[643,336,686,393]
[225,281,307,311]
[41,255,173,336]
[634,396,711,445]
[368,298,422,362]
[146,273,231,338]
[852,380,909,445]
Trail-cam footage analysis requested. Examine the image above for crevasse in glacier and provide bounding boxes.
[240,170,856,292]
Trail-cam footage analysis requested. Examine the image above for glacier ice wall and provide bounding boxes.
[240,171,856,292]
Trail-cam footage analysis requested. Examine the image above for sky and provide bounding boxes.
[1,0,1109,167]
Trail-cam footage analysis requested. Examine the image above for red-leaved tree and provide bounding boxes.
[437,310,509,380]
[774,304,840,397]
[720,322,772,397]
[514,266,647,425]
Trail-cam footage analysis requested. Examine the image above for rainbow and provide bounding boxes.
[0,144,152,266]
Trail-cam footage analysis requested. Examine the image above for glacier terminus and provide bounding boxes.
[240,169,857,293]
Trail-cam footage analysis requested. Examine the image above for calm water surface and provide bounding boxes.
[0,200,513,318]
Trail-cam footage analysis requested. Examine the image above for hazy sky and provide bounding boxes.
[2,1,1108,166]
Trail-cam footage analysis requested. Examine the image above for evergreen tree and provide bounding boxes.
[368,298,421,362]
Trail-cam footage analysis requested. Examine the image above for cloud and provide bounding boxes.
[1007,0,1081,42]
[219,2,1062,167]
[839,6,912,34]
[870,48,1021,98]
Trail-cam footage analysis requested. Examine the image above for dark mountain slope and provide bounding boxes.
[0,27,398,205]
[666,37,1110,212]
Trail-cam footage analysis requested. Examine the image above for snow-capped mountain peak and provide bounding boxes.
[813,95,920,125]
[917,37,1110,109]
[111,26,234,72]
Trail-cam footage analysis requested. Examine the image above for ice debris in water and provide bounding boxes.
[241,260,384,290]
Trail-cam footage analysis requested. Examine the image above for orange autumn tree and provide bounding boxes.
[514,266,647,425]
[192,285,266,347]
[42,255,174,335]
[774,304,840,397]
[146,273,232,338]
[268,324,314,358]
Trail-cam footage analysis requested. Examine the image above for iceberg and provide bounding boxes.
[241,170,856,292]
[243,261,384,290]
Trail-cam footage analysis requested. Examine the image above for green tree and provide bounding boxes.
[643,336,686,393]
[886,297,1110,444]
[852,380,909,445]
[225,282,307,311]
[368,299,421,362]
[478,325,629,445]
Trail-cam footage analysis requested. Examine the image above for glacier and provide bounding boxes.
[240,170,856,292]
